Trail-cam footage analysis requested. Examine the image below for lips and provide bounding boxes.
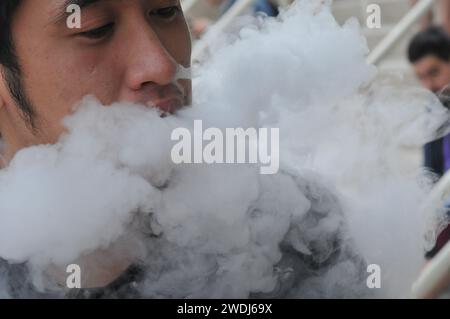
[150,95,184,114]
[140,83,187,115]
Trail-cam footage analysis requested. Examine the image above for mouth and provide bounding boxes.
[150,95,185,115]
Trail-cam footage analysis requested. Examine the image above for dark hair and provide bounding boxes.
[408,26,450,64]
[0,0,36,129]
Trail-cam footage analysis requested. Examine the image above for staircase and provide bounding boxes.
[183,0,422,75]
[333,0,425,172]
[182,0,424,174]
[332,0,419,76]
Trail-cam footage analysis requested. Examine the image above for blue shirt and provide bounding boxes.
[220,0,278,17]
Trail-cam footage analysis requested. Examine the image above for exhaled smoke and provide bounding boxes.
[0,0,449,298]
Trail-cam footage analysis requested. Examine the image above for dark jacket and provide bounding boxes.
[424,137,445,178]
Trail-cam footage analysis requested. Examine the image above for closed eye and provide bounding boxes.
[150,6,181,21]
[79,23,115,39]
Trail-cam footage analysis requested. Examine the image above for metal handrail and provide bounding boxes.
[367,0,436,65]
[188,0,296,61]
[411,126,450,298]
[412,240,450,298]
[189,0,435,65]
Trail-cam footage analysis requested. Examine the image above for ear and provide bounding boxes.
[0,67,5,168]
[0,65,11,142]
[0,66,9,110]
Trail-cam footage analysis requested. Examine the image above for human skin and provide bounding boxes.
[0,0,192,165]
[412,54,450,93]
[0,0,192,288]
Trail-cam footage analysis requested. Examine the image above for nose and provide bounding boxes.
[120,20,179,96]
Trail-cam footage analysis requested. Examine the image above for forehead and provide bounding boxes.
[12,0,89,25]
[18,0,98,15]
[414,55,449,71]
[12,0,164,35]
[16,0,136,23]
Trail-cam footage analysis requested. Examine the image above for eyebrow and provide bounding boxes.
[50,0,104,26]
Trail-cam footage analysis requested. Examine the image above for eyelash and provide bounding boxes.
[151,5,181,21]
[79,6,181,40]
[80,23,114,39]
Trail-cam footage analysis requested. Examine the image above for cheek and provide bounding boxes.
[420,79,428,87]
[444,68,450,84]
[22,59,80,122]
[437,72,450,88]
[15,56,123,146]
[63,52,124,105]
[29,50,123,110]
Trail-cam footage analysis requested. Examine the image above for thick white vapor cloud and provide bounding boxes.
[0,0,448,298]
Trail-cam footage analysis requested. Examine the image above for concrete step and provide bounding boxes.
[362,24,419,58]
[184,0,412,26]
[185,0,417,69]
[182,0,221,20]
[333,0,419,69]
[332,0,411,26]
[378,58,414,74]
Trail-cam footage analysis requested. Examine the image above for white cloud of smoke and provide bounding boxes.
[0,0,449,298]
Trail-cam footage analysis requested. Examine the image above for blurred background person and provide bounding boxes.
[408,26,450,261]
[408,26,450,179]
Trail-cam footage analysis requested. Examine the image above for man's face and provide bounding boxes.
[0,0,191,162]
[412,54,450,93]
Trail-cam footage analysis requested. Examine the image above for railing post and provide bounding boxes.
[412,241,450,298]
[367,0,436,65]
